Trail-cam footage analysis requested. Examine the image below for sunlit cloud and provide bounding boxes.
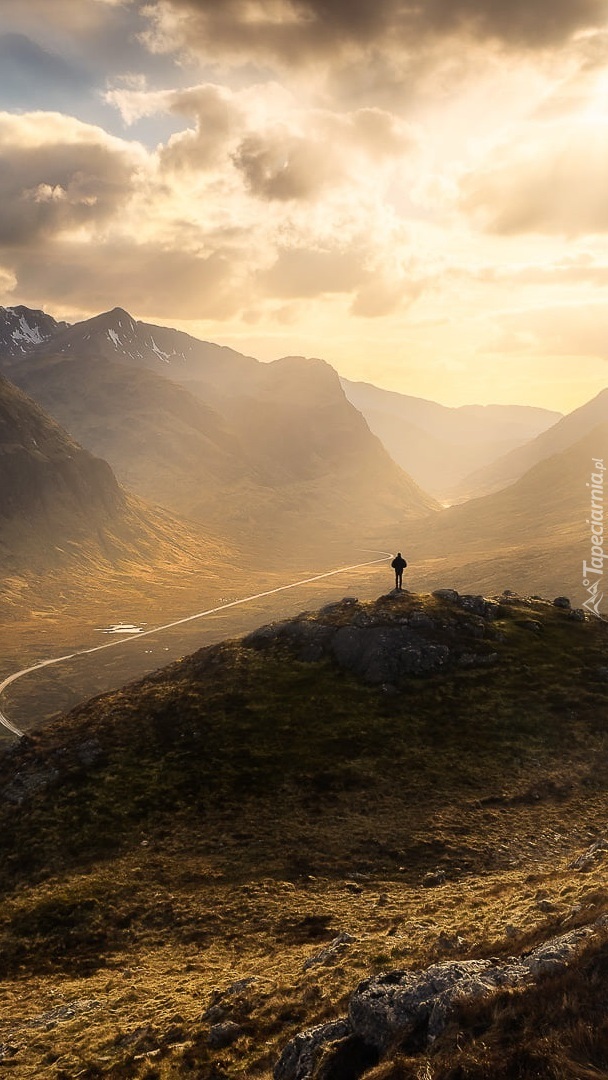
[0,0,607,410]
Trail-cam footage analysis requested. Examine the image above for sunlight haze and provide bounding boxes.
[1,0,608,410]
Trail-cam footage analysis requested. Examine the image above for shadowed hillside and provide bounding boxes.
[0,373,230,618]
[0,590,607,1077]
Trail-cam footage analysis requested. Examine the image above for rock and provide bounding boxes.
[423,870,446,887]
[277,924,601,1073]
[521,927,595,977]
[320,598,359,615]
[568,609,586,622]
[536,899,556,913]
[344,882,364,894]
[553,596,571,609]
[569,838,608,872]
[274,1018,353,1080]
[432,589,459,602]
[516,619,543,633]
[348,959,525,1052]
[331,626,450,684]
[303,933,356,970]
[457,595,501,620]
[207,1021,244,1049]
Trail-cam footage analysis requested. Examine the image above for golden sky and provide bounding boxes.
[1,0,608,410]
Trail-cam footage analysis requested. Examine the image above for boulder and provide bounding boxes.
[274,1019,352,1080]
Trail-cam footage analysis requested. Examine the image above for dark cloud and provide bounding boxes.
[11,240,245,320]
[0,122,139,247]
[145,0,608,67]
[232,131,341,200]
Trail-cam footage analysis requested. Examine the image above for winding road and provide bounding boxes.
[0,552,392,739]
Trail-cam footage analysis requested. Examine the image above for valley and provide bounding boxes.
[0,301,606,1080]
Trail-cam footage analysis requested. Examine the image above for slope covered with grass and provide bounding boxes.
[0,589,607,1078]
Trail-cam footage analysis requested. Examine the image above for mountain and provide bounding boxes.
[405,421,608,602]
[0,590,607,1077]
[342,378,561,502]
[0,372,226,611]
[0,304,68,358]
[456,386,608,499]
[0,306,438,558]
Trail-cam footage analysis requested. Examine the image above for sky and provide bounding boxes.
[1,0,608,411]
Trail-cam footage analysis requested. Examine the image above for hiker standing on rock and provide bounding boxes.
[391,552,407,591]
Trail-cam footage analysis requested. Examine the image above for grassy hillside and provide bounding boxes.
[1,590,608,1077]
[404,422,608,605]
[456,387,608,500]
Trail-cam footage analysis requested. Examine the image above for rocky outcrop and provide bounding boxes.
[275,926,598,1079]
[244,594,502,685]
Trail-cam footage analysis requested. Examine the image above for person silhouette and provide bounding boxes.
[391,552,407,591]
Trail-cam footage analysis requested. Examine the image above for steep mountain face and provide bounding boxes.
[456,387,608,499]
[0,306,437,557]
[0,373,124,566]
[342,378,561,502]
[0,373,220,582]
[406,422,608,602]
[0,305,68,358]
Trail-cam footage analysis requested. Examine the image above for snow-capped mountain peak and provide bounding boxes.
[0,306,69,358]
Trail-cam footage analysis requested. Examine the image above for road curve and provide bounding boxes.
[0,552,392,739]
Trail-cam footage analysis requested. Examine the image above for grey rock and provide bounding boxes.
[423,871,447,887]
[521,927,595,976]
[274,1018,352,1080]
[320,598,359,614]
[331,626,450,684]
[568,609,586,622]
[75,738,103,768]
[569,838,608,872]
[3,767,60,805]
[278,923,600,1073]
[458,595,501,620]
[433,589,459,602]
[553,596,571,609]
[207,1021,243,1049]
[303,932,356,971]
[348,959,525,1051]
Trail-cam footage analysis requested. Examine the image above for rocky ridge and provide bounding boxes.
[275,921,606,1079]
[244,588,584,686]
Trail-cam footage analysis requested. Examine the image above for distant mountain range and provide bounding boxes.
[454,387,608,500]
[342,378,561,502]
[0,306,437,559]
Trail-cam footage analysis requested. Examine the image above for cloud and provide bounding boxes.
[490,303,608,359]
[0,113,145,247]
[260,246,367,297]
[460,118,608,235]
[141,0,608,70]
[12,239,246,320]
